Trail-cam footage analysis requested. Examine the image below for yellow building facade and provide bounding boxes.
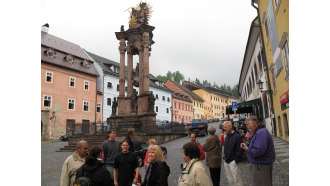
[210,93,238,119]
[256,0,289,141]
[193,89,212,119]
[192,98,204,119]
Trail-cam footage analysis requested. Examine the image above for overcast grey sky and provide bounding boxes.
[41,0,257,87]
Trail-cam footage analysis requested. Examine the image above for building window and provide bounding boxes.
[279,33,289,80]
[70,77,75,87]
[167,97,170,102]
[282,40,289,79]
[251,71,255,89]
[46,48,56,57]
[156,106,158,112]
[65,54,74,64]
[117,84,119,91]
[254,63,258,81]
[82,60,90,68]
[156,94,159,99]
[46,71,53,83]
[174,102,177,109]
[125,87,127,91]
[107,98,111,106]
[96,103,101,113]
[162,96,165,101]
[166,108,169,113]
[269,63,277,94]
[257,53,263,78]
[107,82,113,88]
[68,99,75,110]
[83,101,89,112]
[84,81,89,90]
[43,95,52,108]
[179,103,181,109]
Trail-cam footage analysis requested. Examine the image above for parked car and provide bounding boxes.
[133,141,167,167]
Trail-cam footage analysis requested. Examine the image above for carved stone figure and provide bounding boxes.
[129,2,152,28]
[131,89,138,113]
[112,97,118,115]
[148,93,155,112]
[132,63,139,87]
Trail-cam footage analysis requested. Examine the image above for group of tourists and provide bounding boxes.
[60,115,275,186]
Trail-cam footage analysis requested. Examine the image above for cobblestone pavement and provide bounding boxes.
[41,122,289,186]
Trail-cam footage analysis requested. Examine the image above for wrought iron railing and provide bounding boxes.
[71,121,186,136]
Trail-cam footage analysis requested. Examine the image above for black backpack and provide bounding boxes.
[73,176,92,186]
[74,167,92,186]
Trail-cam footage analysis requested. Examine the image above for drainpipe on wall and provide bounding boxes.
[251,0,276,134]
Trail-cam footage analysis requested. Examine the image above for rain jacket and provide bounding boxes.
[141,161,170,186]
[178,158,213,186]
[60,152,85,186]
[247,125,275,164]
[202,135,222,168]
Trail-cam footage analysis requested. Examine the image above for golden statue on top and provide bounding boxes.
[124,2,153,28]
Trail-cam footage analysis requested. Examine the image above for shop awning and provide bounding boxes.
[226,98,263,115]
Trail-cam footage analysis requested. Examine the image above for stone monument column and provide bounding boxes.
[138,45,144,95]
[119,39,126,97]
[126,45,133,97]
[142,32,150,93]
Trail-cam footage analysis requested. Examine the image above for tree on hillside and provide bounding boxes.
[172,71,185,83]
[156,75,167,82]
[195,78,201,84]
[166,71,173,80]
[156,70,185,84]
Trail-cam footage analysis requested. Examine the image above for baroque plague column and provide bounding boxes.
[110,2,156,132]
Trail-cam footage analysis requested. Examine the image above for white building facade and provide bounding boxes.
[85,51,172,123]
[238,17,274,134]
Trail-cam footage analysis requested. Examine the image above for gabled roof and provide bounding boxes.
[85,50,126,77]
[204,86,237,98]
[165,79,204,102]
[238,17,260,94]
[41,31,99,77]
[85,51,171,93]
[172,92,193,102]
[183,81,237,99]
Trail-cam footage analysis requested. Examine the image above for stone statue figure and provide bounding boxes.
[148,93,155,112]
[112,97,118,115]
[129,2,152,28]
[132,63,139,87]
[131,89,138,113]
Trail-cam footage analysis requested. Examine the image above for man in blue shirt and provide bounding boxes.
[241,116,275,186]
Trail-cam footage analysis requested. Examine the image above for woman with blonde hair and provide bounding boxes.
[143,139,158,172]
[139,145,170,186]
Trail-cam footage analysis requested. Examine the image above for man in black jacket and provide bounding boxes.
[223,121,243,186]
[124,128,135,152]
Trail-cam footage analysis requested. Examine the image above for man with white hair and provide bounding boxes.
[241,116,275,186]
[60,140,89,186]
[223,121,243,186]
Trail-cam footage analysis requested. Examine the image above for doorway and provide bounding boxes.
[277,116,282,137]
[66,119,75,134]
[282,113,289,138]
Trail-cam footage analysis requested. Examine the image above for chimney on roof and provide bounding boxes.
[41,23,49,33]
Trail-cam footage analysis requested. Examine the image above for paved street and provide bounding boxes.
[41,121,289,186]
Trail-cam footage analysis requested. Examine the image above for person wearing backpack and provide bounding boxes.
[75,146,114,186]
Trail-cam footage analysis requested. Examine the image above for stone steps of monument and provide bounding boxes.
[57,134,110,152]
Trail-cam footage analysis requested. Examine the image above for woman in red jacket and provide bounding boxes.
[144,139,158,172]
[190,133,205,160]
